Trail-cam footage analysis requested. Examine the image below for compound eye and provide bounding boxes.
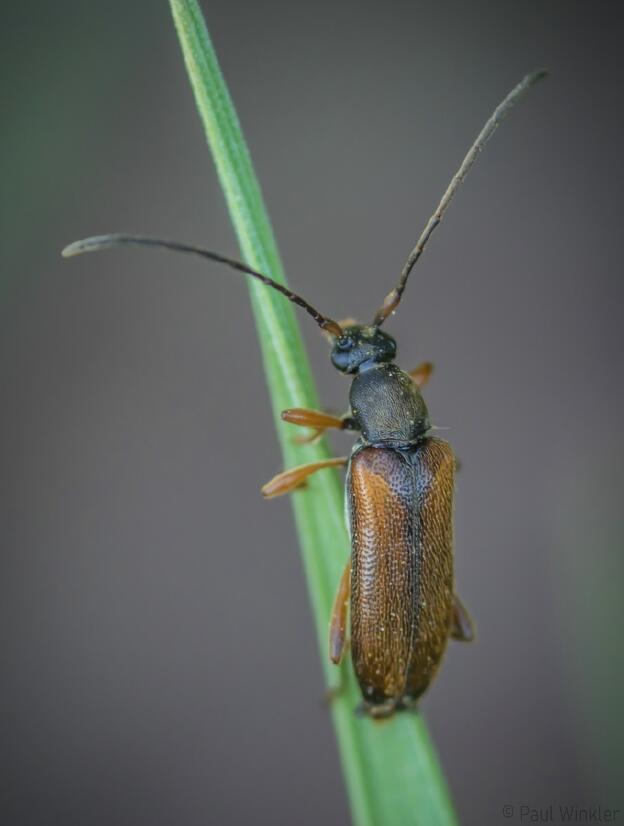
[335,336,353,352]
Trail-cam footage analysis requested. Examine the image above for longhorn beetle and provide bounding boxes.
[63,70,546,718]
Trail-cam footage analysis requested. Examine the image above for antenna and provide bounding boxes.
[62,234,343,337]
[372,69,548,326]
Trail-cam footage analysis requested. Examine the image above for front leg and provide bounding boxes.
[281,408,358,443]
[408,361,434,388]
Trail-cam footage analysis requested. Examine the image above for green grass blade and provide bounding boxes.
[168,2,457,823]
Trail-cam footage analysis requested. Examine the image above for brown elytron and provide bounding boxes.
[348,439,454,710]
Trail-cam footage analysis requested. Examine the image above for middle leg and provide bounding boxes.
[261,456,348,498]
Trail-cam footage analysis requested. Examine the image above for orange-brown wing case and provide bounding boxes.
[347,437,455,707]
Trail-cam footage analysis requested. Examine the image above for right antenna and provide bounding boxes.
[373,69,548,327]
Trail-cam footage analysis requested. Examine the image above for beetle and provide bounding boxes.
[63,70,546,717]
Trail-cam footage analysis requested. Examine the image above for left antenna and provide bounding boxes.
[62,234,343,337]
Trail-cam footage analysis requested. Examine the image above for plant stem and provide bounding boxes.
[168,2,457,823]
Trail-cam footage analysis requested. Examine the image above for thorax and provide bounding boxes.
[349,362,430,446]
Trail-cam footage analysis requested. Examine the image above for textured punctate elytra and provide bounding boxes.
[348,438,454,714]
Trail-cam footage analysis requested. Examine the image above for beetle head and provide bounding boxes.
[330,325,396,374]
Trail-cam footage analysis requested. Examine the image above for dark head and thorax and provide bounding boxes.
[330,325,430,447]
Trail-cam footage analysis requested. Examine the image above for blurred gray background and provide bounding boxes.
[1,1,622,824]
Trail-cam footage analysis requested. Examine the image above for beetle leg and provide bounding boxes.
[281,408,358,445]
[329,560,351,665]
[292,412,359,444]
[451,594,475,642]
[293,426,325,445]
[355,699,400,719]
[408,361,434,388]
[261,456,348,499]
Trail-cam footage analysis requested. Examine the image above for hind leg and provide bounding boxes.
[321,560,352,706]
[451,594,475,641]
[355,699,401,719]
[329,560,351,665]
